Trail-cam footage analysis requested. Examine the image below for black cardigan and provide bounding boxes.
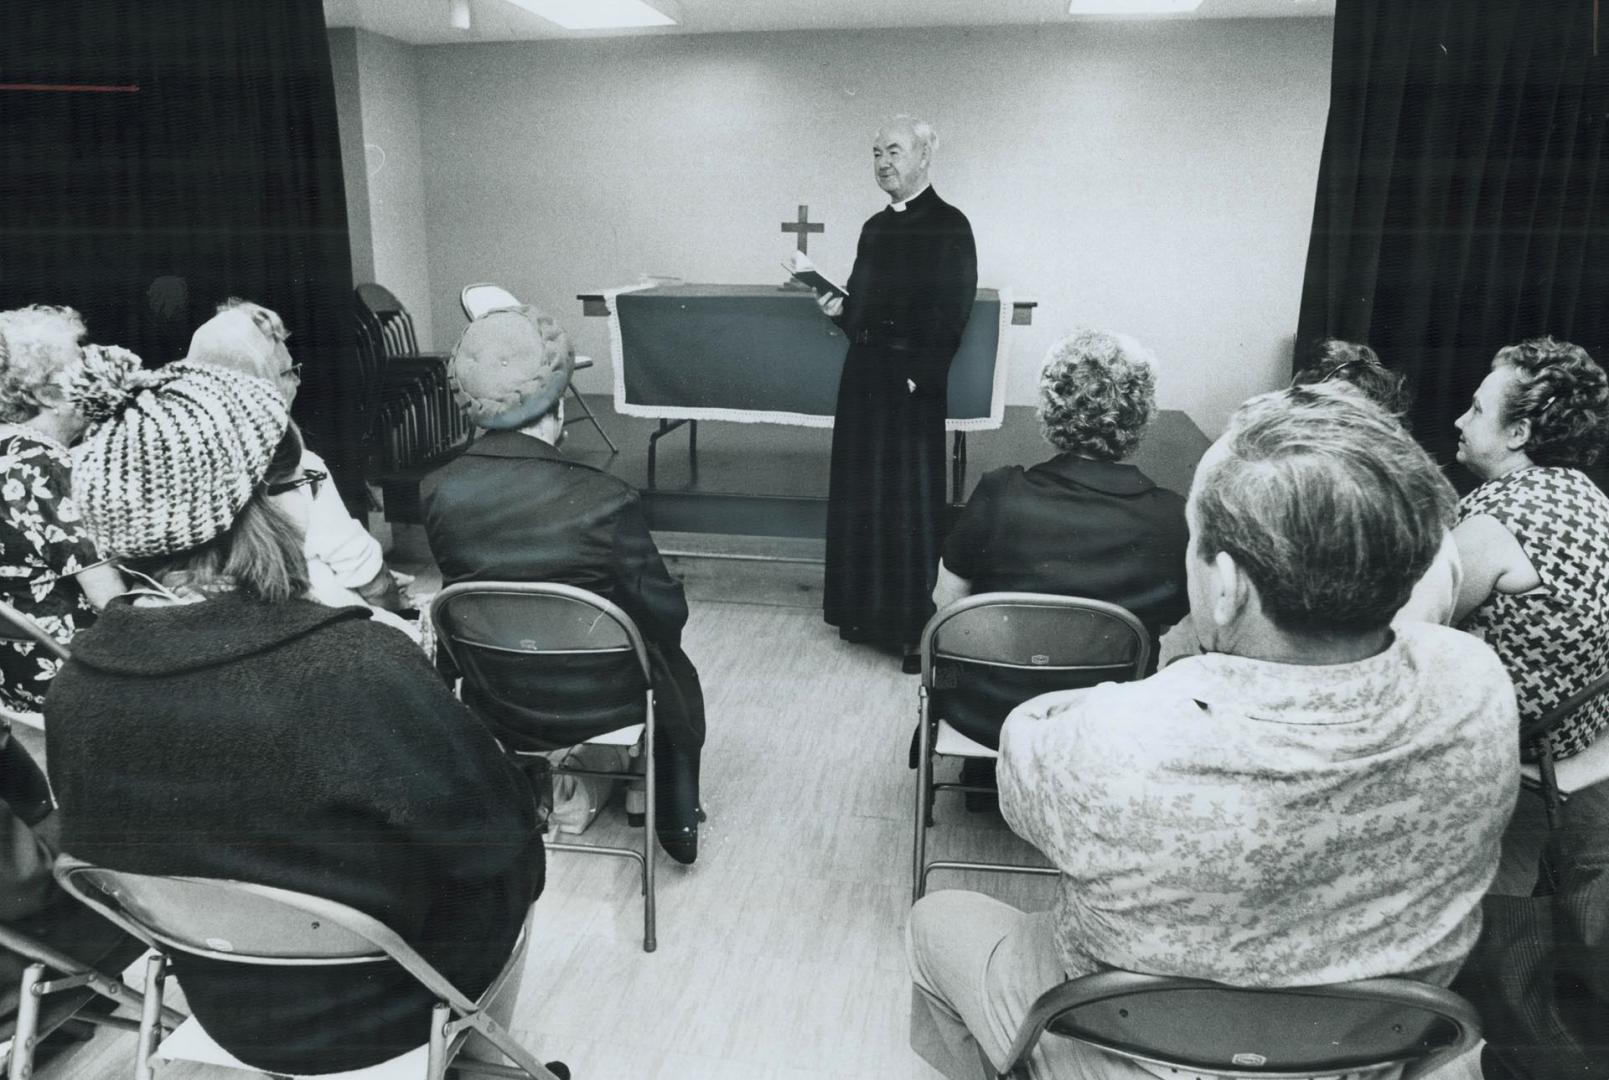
[46,594,543,1074]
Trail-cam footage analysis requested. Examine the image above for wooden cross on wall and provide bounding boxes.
[781,205,824,254]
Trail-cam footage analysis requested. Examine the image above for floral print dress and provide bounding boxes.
[0,432,101,712]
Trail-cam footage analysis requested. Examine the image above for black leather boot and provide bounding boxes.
[653,735,702,865]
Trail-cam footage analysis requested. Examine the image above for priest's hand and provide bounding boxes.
[815,291,844,319]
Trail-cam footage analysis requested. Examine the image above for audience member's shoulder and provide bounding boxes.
[1395,623,1516,721]
[972,463,1024,498]
[1394,620,1506,674]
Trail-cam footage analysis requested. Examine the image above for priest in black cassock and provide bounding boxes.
[814,115,977,668]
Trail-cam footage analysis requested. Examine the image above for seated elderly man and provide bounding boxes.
[932,328,1187,753]
[186,299,406,613]
[422,305,705,865]
[906,384,1520,1080]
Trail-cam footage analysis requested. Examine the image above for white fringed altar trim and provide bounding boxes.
[604,284,1012,432]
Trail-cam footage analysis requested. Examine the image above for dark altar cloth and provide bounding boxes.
[612,284,1003,425]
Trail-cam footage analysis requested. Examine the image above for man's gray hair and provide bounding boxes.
[1192,383,1455,635]
[885,114,938,156]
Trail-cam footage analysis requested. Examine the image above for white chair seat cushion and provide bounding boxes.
[585,722,644,748]
[159,1015,430,1078]
[934,720,997,759]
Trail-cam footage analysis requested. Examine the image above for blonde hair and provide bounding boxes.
[0,305,86,422]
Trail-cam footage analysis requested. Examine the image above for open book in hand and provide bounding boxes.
[782,252,848,299]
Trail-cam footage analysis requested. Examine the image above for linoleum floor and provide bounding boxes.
[33,588,1061,1079]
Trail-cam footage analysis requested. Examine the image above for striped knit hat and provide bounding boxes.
[70,348,289,559]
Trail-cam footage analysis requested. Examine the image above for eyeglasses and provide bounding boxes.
[1290,357,1367,389]
[279,363,303,383]
[264,467,325,499]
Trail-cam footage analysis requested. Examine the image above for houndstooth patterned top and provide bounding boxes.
[1458,466,1609,760]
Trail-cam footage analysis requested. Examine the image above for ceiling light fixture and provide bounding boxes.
[503,0,677,30]
[449,0,471,30]
[1068,0,1205,13]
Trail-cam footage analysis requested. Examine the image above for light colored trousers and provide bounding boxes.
[906,890,1148,1080]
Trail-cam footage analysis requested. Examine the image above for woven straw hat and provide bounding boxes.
[450,305,574,430]
[71,351,289,559]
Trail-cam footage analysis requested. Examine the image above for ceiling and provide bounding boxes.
[324,0,1335,45]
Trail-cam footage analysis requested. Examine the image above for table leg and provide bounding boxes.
[648,419,696,491]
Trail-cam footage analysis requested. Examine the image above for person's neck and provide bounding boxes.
[12,411,77,449]
[1227,623,1394,666]
[1484,451,1534,481]
[889,181,930,206]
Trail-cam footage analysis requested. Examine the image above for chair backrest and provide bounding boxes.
[355,282,423,358]
[1000,971,1480,1080]
[431,582,653,751]
[0,599,71,662]
[924,593,1150,676]
[461,283,522,320]
[1523,667,1609,830]
[922,594,1150,741]
[53,856,489,1015]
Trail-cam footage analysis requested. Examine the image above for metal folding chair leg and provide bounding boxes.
[11,964,44,1080]
[565,385,618,454]
[913,686,934,905]
[135,953,166,1080]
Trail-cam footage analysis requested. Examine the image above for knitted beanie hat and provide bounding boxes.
[69,347,289,559]
[450,305,573,430]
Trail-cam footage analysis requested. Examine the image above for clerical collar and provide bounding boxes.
[889,184,931,212]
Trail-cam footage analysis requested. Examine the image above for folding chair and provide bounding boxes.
[1522,668,1609,830]
[54,856,563,1080]
[913,593,1150,902]
[459,283,618,454]
[992,970,1480,1080]
[0,906,173,1080]
[356,284,472,469]
[431,581,658,952]
[0,599,69,666]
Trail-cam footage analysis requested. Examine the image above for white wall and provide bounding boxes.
[408,19,1332,432]
[327,29,373,285]
[348,29,435,348]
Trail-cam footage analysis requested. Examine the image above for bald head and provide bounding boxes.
[186,300,300,407]
[873,115,936,203]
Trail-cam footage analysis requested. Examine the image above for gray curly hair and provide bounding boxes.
[1037,329,1158,460]
[0,305,87,423]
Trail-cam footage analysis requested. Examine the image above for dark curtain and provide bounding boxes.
[0,0,364,500]
[1296,0,1609,490]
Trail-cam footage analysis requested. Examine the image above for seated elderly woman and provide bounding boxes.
[186,298,406,613]
[0,306,123,714]
[907,384,1519,1080]
[45,357,544,1075]
[1450,336,1609,896]
[930,329,1188,749]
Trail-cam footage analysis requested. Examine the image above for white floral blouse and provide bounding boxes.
[998,622,1520,989]
[0,432,101,711]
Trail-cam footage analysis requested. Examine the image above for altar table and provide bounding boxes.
[580,283,1024,493]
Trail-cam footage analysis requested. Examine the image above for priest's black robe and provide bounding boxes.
[824,186,977,644]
